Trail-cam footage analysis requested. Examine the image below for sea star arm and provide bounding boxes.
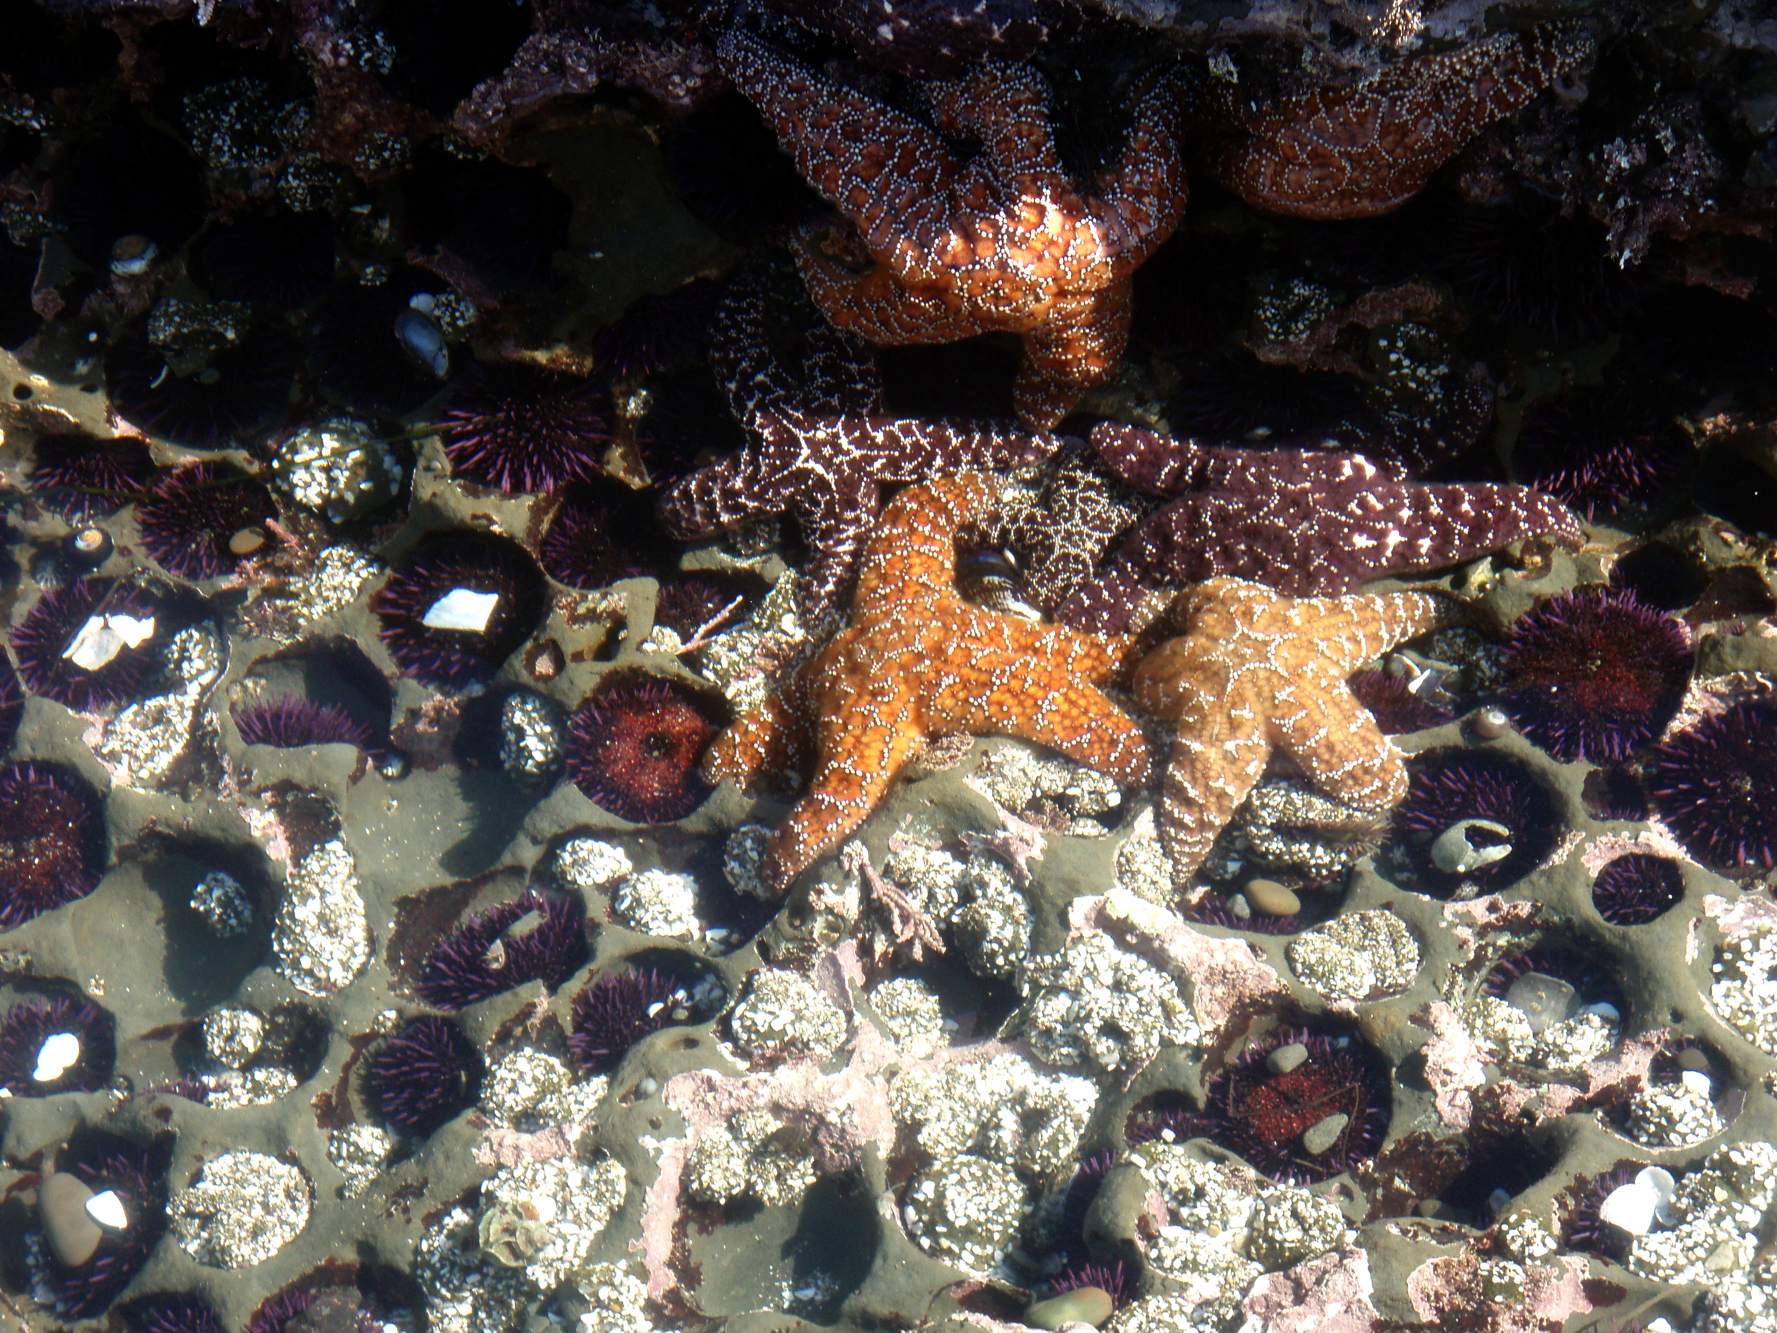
[718,28,960,271]
[923,64,1067,198]
[1094,70,1190,266]
[705,658,821,789]
[1159,683,1271,883]
[763,669,927,890]
[712,263,882,425]
[1015,288,1133,428]
[1200,23,1593,220]
[655,450,761,539]
[799,257,987,345]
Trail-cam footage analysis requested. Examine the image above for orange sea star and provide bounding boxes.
[1195,23,1594,220]
[716,28,1187,428]
[706,473,1152,894]
[1134,578,1454,885]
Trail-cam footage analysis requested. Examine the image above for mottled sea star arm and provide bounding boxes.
[1094,69,1189,265]
[1160,686,1271,883]
[704,661,821,790]
[656,451,762,540]
[711,264,880,425]
[763,672,926,891]
[1015,290,1132,428]
[798,256,985,345]
[718,29,960,267]
[924,65,1067,197]
[1089,423,1215,495]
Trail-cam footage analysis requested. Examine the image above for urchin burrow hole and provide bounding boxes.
[1473,935,1634,1048]
[1383,745,1567,898]
[230,638,395,752]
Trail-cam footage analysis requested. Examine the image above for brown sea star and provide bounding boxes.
[656,261,1057,617]
[706,472,1152,895]
[1195,23,1594,220]
[1134,577,1453,885]
[1062,422,1583,634]
[716,28,1187,428]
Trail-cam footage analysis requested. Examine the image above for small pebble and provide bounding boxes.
[1675,1046,1712,1074]
[1472,706,1511,739]
[1301,1112,1350,1156]
[39,1172,103,1267]
[1244,879,1301,916]
[1267,1042,1310,1075]
[1679,1070,1713,1098]
[1226,893,1252,920]
[1025,1286,1115,1329]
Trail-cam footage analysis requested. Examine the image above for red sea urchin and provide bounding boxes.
[28,432,154,521]
[1647,700,1777,874]
[1201,1027,1391,1185]
[10,578,157,711]
[136,463,280,582]
[0,995,115,1095]
[1386,747,1565,897]
[565,674,721,823]
[233,697,378,753]
[364,1015,482,1138]
[0,761,108,928]
[37,1131,172,1319]
[416,890,589,1012]
[370,532,548,691]
[1592,853,1686,926]
[1502,587,1693,762]
[567,966,685,1073]
[1511,388,1694,521]
[439,359,613,494]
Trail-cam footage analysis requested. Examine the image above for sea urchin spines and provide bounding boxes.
[193,210,337,312]
[370,532,549,691]
[11,577,158,712]
[565,674,722,825]
[0,761,109,929]
[1051,1260,1135,1309]
[132,1292,225,1333]
[1482,944,1627,1026]
[28,431,155,521]
[1386,747,1565,897]
[1647,699,1777,874]
[1502,586,1693,763]
[1591,853,1686,927]
[1510,388,1694,521]
[233,696,378,754]
[1123,1090,1210,1150]
[39,1131,172,1319]
[365,1014,482,1139]
[438,359,613,494]
[104,327,296,450]
[567,965,686,1073]
[1201,1026,1392,1185]
[136,462,280,582]
[415,890,589,1012]
[538,480,679,592]
[0,994,116,1095]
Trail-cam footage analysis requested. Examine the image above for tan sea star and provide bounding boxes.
[1133,577,1453,885]
[706,472,1152,894]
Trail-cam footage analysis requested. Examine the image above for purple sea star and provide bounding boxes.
[1061,422,1583,634]
[655,261,1059,617]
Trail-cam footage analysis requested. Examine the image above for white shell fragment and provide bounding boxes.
[1679,1070,1713,1098]
[62,613,156,671]
[1429,818,1514,874]
[32,1031,82,1083]
[422,589,500,633]
[85,1188,129,1231]
[1599,1166,1678,1238]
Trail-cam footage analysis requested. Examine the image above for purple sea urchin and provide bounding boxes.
[1201,1027,1391,1185]
[1387,748,1564,897]
[1647,700,1777,873]
[0,995,115,1095]
[565,675,720,824]
[631,365,750,488]
[370,532,548,690]
[136,463,279,582]
[0,762,108,927]
[1563,1162,1642,1263]
[1349,669,1455,735]
[1502,587,1692,762]
[593,279,722,380]
[415,890,589,1012]
[10,578,157,712]
[0,656,22,754]
[364,1015,481,1138]
[249,1285,377,1333]
[193,210,336,312]
[234,697,377,753]
[28,432,154,521]
[538,480,678,591]
[1124,1090,1211,1149]
[105,328,295,449]
[1511,389,1693,520]
[39,1132,171,1318]
[134,1293,225,1333]
[1051,1260,1135,1308]
[1483,944,1627,1023]
[439,359,613,493]
[567,966,684,1073]
[1592,854,1686,926]
[652,572,764,642]
[1440,195,1637,341]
